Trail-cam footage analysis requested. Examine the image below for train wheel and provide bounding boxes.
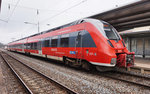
[96,66,114,72]
[82,61,91,71]
[64,58,69,65]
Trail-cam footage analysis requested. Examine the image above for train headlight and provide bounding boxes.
[110,58,116,65]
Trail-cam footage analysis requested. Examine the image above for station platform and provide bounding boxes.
[134,58,150,69]
[128,58,150,74]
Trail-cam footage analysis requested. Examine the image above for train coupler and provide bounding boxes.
[117,52,134,67]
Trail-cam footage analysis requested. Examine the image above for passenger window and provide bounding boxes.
[45,40,50,47]
[69,31,82,47]
[34,42,37,50]
[31,43,34,49]
[82,30,96,47]
[27,43,30,49]
[69,32,78,47]
[51,36,58,47]
[69,31,96,47]
[60,34,69,47]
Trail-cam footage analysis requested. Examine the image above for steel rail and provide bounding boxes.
[113,70,150,79]
[98,72,150,89]
[3,51,78,94]
[0,52,33,94]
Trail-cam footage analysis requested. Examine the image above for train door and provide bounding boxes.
[75,31,83,60]
[38,39,42,55]
[22,43,24,52]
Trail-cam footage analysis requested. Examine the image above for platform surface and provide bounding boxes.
[134,58,150,69]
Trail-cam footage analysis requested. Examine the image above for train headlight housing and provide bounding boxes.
[122,41,126,47]
[110,58,116,65]
[107,40,114,48]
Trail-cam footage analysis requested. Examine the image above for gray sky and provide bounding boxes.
[0,0,140,44]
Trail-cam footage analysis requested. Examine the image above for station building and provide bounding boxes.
[120,30,150,58]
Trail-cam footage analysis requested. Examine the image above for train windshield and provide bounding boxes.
[83,18,121,40]
[103,22,120,40]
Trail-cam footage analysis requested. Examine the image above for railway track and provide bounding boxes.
[0,51,77,94]
[3,50,150,93]
[98,70,150,89]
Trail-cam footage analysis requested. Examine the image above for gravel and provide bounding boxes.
[2,53,67,94]
[7,51,150,94]
[0,54,27,94]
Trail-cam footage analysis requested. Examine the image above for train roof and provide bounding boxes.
[8,18,105,45]
[8,18,87,44]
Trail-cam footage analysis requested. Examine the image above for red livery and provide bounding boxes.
[7,18,134,71]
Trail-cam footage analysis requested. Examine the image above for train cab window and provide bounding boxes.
[51,36,58,47]
[60,34,69,47]
[103,22,120,40]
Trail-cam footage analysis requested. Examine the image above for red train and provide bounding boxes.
[7,18,135,71]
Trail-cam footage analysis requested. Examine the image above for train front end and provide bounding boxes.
[101,21,135,68]
[86,18,135,69]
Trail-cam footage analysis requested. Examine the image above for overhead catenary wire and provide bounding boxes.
[1,0,90,24]
[3,2,91,14]
[0,19,8,23]
[1,0,88,42]
[3,2,61,12]
[7,0,21,22]
[19,0,88,38]
[40,0,88,24]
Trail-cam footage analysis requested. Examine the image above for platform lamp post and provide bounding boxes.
[24,22,39,33]
[24,10,40,33]
[24,22,50,33]
[37,9,40,33]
